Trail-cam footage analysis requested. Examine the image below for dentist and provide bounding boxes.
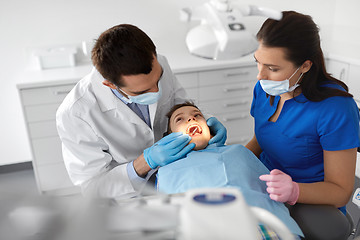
[246,11,360,239]
[56,24,226,199]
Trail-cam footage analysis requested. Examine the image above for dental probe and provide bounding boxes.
[192,127,198,135]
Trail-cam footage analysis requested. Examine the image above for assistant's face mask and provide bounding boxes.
[260,67,303,96]
[118,82,162,105]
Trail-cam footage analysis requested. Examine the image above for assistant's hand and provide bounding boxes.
[143,132,195,169]
[259,169,300,205]
[207,117,227,145]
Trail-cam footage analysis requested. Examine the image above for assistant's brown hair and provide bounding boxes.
[91,24,156,87]
[257,11,352,105]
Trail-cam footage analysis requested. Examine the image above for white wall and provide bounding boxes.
[329,0,360,59]
[0,0,358,165]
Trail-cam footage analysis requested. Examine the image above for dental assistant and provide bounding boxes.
[246,11,360,239]
[56,24,226,199]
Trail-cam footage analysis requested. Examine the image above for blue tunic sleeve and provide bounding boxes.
[317,96,360,151]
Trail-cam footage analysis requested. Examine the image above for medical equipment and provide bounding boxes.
[180,188,295,240]
[350,187,360,238]
[33,46,77,69]
[8,206,59,237]
[353,188,360,207]
[191,126,198,135]
[3,184,360,240]
[180,0,282,60]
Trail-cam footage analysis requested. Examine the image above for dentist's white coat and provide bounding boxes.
[56,55,188,198]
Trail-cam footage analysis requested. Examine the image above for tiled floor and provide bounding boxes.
[1,163,360,239]
[0,166,37,195]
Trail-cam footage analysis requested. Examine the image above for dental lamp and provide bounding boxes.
[180,0,282,60]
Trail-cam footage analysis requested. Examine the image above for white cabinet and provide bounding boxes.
[18,64,257,195]
[18,83,80,195]
[198,66,256,144]
[326,59,349,84]
[175,72,198,103]
[348,64,360,105]
[326,57,360,107]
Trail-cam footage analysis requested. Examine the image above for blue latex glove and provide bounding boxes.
[144,132,196,169]
[207,117,227,145]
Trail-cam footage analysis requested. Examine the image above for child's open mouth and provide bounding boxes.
[186,124,202,136]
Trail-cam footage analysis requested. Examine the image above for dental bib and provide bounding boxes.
[157,144,303,237]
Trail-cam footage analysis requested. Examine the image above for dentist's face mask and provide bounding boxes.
[118,82,162,105]
[260,67,303,96]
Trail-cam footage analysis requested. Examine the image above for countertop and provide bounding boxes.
[16,50,256,89]
[16,45,360,90]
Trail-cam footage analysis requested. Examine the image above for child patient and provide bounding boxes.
[157,102,303,237]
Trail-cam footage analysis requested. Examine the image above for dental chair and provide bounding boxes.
[288,204,352,240]
[288,147,360,240]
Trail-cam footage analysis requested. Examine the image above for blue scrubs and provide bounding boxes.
[250,81,360,212]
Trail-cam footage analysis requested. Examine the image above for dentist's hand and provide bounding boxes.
[207,117,227,145]
[144,132,195,169]
[259,169,300,205]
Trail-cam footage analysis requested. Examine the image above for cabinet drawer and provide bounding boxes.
[215,112,253,137]
[185,88,199,103]
[175,72,198,88]
[199,66,257,86]
[226,135,253,145]
[24,103,59,122]
[198,97,251,115]
[32,137,63,165]
[29,120,57,139]
[36,162,76,192]
[199,81,254,102]
[20,84,75,106]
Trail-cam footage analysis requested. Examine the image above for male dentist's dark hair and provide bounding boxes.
[257,11,352,104]
[91,24,156,87]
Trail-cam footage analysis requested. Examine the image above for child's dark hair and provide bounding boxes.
[164,101,199,136]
